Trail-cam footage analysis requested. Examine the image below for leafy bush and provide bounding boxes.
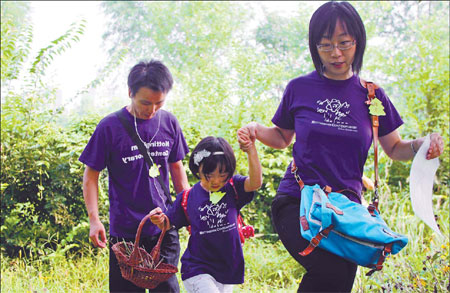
[0,94,103,256]
[1,3,90,257]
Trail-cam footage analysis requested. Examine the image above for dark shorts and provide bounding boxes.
[109,228,180,293]
[271,193,357,292]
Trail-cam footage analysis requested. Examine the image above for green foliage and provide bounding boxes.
[353,189,449,292]
[255,5,315,74]
[391,12,449,187]
[1,2,32,83]
[1,2,89,256]
[29,19,86,76]
[355,1,450,191]
[0,95,102,255]
[237,237,303,292]
[1,246,108,292]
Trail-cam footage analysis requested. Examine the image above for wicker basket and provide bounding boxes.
[112,213,178,289]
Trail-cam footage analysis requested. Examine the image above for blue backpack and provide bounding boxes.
[298,184,408,275]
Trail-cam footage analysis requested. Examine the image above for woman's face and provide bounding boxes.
[317,20,356,80]
[129,87,166,120]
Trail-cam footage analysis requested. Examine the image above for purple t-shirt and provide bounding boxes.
[167,174,254,284]
[79,107,189,238]
[272,71,403,202]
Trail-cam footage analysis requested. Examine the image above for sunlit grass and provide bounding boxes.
[353,189,450,292]
[1,189,449,292]
[1,247,108,292]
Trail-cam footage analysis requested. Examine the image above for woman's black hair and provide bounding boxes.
[309,1,366,77]
[189,136,236,181]
[127,60,173,97]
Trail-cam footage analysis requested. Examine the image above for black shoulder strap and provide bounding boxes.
[115,109,173,204]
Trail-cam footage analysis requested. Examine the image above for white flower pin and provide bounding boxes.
[194,150,211,166]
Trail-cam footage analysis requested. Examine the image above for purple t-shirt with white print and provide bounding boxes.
[272,71,403,202]
[79,107,189,238]
[166,174,254,284]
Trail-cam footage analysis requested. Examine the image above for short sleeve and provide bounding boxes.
[230,174,255,210]
[271,81,295,130]
[168,115,189,163]
[375,87,404,137]
[79,120,109,171]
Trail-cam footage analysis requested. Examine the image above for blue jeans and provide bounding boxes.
[271,194,357,292]
[109,228,180,292]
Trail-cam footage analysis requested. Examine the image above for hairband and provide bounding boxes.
[193,149,224,166]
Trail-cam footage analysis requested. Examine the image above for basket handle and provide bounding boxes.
[129,213,169,265]
[149,214,169,262]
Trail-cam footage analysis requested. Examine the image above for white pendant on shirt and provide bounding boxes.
[149,164,160,178]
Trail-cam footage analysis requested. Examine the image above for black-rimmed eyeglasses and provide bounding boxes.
[316,40,356,52]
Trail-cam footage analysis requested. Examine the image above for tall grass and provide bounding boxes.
[1,189,448,292]
[352,188,450,292]
[1,247,108,292]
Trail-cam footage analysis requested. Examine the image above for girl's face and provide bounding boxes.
[129,87,166,120]
[318,20,356,80]
[199,164,229,192]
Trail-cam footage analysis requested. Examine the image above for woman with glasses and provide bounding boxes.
[238,1,444,292]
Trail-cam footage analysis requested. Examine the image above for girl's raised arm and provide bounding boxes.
[238,128,263,192]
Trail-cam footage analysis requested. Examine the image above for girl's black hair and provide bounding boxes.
[127,60,173,97]
[309,1,366,77]
[189,136,236,181]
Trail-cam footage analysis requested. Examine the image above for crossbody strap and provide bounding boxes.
[361,80,380,212]
[115,110,173,204]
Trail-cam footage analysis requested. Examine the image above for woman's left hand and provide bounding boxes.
[426,133,444,160]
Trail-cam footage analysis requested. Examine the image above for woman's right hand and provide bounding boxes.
[238,122,258,151]
[239,122,258,140]
[237,126,255,152]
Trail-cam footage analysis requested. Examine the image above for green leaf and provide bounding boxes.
[210,191,226,204]
[0,183,9,192]
[369,98,386,116]
[35,160,50,169]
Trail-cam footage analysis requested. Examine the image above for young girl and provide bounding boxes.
[150,135,262,292]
